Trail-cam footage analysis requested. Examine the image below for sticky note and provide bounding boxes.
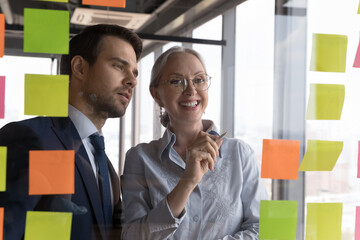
[358,141,360,178]
[356,206,360,240]
[0,14,4,58]
[259,200,297,240]
[299,140,343,171]
[0,76,4,119]
[29,150,74,195]
[261,139,300,180]
[305,84,345,120]
[358,1,360,14]
[24,211,72,240]
[305,203,342,240]
[24,9,69,54]
[353,33,360,68]
[24,74,69,117]
[0,208,3,240]
[0,147,6,192]
[82,0,126,8]
[38,0,68,2]
[310,33,347,73]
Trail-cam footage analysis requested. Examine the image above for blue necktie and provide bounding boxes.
[89,133,113,225]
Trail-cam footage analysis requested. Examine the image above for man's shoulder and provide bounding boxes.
[0,117,72,140]
[1,116,70,129]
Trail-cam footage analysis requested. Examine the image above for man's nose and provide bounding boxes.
[123,71,137,88]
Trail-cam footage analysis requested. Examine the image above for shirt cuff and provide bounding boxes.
[147,198,186,233]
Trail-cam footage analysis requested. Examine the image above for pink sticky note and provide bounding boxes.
[354,33,360,68]
[356,206,360,240]
[0,76,4,119]
[358,141,360,178]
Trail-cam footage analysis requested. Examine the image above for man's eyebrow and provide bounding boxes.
[111,57,138,77]
[111,57,129,65]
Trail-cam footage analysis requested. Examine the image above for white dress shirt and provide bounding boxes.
[68,104,114,206]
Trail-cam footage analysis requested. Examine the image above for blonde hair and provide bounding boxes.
[149,46,206,127]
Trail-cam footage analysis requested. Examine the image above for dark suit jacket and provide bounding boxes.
[0,117,121,240]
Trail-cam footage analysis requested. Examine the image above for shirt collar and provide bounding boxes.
[158,119,221,156]
[68,104,100,140]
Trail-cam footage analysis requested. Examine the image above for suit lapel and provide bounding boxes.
[50,117,107,240]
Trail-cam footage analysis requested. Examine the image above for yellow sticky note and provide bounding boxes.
[0,147,6,192]
[306,84,345,120]
[310,33,347,73]
[24,211,72,240]
[24,74,69,117]
[358,1,360,14]
[305,203,342,240]
[299,140,343,171]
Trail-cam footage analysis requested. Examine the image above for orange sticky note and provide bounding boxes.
[0,14,4,58]
[82,0,125,8]
[29,150,74,195]
[0,208,3,240]
[261,139,300,180]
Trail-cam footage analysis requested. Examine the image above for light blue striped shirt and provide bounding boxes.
[121,120,268,240]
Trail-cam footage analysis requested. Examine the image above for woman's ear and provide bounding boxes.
[150,87,164,107]
[71,55,88,81]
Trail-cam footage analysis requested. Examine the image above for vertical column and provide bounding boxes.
[273,1,307,239]
[221,9,236,137]
[153,48,163,140]
[118,117,125,175]
[132,69,140,147]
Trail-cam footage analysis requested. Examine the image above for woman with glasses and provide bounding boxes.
[121,46,267,239]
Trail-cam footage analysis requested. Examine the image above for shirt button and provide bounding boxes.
[193,215,199,222]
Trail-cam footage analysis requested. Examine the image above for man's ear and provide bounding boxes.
[150,87,164,107]
[71,55,88,81]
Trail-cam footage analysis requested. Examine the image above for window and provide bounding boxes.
[139,52,155,143]
[193,16,223,128]
[235,0,275,195]
[306,1,360,239]
[0,56,56,126]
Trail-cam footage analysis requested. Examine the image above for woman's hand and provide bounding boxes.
[167,131,223,217]
[182,131,223,187]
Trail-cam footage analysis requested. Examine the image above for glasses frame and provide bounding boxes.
[162,74,212,93]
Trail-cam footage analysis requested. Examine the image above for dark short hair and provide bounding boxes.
[60,24,142,75]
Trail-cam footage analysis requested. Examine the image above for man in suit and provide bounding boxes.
[0,24,142,239]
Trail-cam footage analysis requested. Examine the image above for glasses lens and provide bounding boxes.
[193,74,210,91]
[168,77,185,93]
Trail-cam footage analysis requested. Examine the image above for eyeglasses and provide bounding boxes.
[162,74,211,93]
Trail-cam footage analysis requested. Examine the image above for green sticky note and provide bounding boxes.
[24,8,69,54]
[299,140,343,171]
[305,203,342,240]
[306,84,345,120]
[24,211,72,240]
[310,33,347,73]
[259,200,298,240]
[0,147,6,192]
[24,74,69,117]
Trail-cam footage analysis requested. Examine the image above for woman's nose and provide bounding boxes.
[182,79,197,95]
